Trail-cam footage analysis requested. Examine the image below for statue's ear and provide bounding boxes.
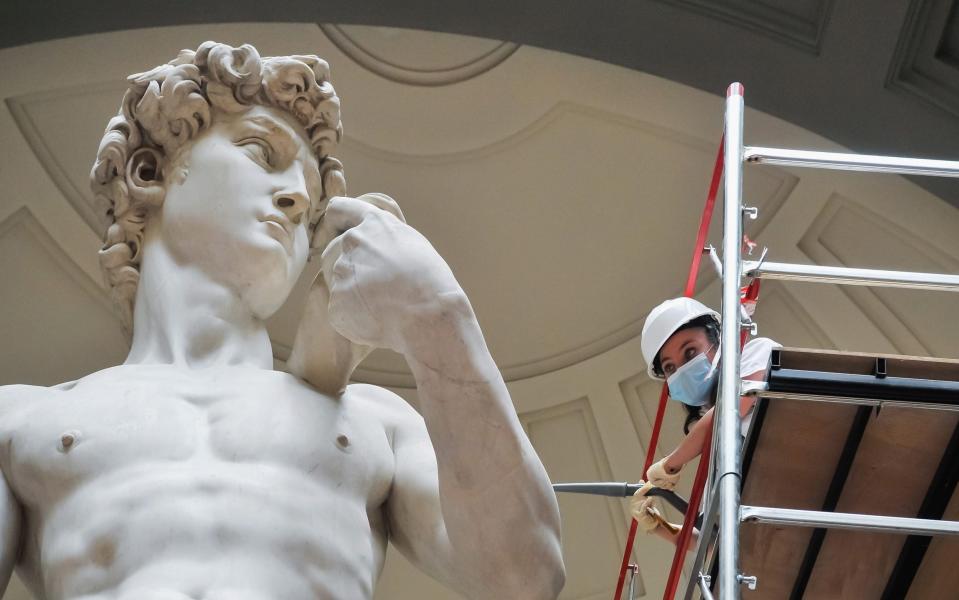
[126,147,166,207]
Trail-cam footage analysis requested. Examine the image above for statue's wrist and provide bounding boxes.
[398,291,482,365]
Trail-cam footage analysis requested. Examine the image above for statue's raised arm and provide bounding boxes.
[291,194,566,598]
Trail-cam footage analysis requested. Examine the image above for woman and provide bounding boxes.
[629,296,779,545]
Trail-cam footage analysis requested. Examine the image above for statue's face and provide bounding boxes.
[158,105,322,318]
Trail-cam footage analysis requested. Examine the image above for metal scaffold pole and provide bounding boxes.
[718,82,746,600]
[674,81,959,600]
[602,75,959,600]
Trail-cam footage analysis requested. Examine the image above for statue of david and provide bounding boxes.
[0,42,564,600]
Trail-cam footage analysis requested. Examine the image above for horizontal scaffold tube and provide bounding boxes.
[740,506,959,536]
[742,261,959,292]
[743,146,959,177]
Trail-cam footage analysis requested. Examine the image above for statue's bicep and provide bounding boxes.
[384,417,458,586]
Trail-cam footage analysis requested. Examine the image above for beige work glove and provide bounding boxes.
[630,482,680,535]
[629,484,668,533]
[646,457,681,490]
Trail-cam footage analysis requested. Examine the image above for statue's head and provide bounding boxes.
[90,41,346,331]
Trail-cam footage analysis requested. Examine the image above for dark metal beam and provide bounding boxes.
[789,405,873,600]
[710,396,770,596]
[741,397,769,482]
[880,420,959,599]
[767,368,959,406]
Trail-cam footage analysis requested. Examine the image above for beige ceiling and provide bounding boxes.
[2,22,958,600]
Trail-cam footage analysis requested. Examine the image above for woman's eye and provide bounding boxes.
[664,364,675,376]
[684,348,698,361]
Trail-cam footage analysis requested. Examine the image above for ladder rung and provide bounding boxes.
[743,146,959,177]
[742,260,959,292]
[740,506,959,536]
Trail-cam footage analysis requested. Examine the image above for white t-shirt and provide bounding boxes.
[739,337,781,436]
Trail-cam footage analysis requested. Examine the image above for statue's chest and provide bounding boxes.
[5,377,394,509]
[203,386,395,490]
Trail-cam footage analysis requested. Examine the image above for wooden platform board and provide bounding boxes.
[732,348,959,599]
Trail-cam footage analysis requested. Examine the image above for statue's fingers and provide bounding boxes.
[324,195,391,233]
[309,196,365,256]
[319,234,345,289]
[311,194,403,257]
[322,227,368,294]
[356,192,405,223]
[326,265,381,348]
[304,261,332,300]
[310,214,341,257]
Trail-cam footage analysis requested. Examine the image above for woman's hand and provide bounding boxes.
[630,484,665,533]
[646,456,681,490]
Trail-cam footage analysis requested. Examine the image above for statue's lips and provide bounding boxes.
[259,217,293,254]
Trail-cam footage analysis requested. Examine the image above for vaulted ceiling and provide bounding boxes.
[4,0,959,207]
[1,3,959,600]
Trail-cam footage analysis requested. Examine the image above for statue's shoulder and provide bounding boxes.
[343,383,422,427]
[0,381,57,422]
[0,381,57,401]
[0,365,129,411]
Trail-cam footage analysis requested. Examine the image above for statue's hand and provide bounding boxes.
[317,194,466,354]
[288,193,406,395]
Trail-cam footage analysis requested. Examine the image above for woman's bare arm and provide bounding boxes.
[662,369,765,472]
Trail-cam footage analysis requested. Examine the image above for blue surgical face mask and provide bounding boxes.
[666,348,719,407]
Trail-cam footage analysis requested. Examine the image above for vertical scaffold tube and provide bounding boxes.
[719,83,745,600]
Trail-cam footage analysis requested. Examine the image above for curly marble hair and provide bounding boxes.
[90,41,346,332]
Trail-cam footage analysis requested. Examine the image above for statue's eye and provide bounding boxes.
[239,139,272,166]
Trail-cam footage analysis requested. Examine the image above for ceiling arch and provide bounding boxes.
[2,18,959,600]
[3,0,959,207]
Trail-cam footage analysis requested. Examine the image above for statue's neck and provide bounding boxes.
[125,232,274,370]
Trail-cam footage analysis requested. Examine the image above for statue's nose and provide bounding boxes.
[273,189,310,225]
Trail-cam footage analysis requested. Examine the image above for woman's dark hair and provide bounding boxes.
[649,314,721,434]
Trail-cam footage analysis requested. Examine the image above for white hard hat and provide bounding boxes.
[641,297,720,379]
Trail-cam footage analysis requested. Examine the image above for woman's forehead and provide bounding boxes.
[662,327,708,355]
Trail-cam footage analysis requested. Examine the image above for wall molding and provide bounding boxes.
[319,23,519,87]
[798,193,959,356]
[657,0,834,54]
[756,281,836,349]
[519,396,645,598]
[887,0,959,117]
[6,81,127,239]
[0,206,115,315]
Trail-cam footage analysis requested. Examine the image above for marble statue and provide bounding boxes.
[0,42,564,600]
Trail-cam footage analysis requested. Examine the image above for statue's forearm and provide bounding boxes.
[402,293,541,491]
[402,293,565,597]
[0,472,20,595]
